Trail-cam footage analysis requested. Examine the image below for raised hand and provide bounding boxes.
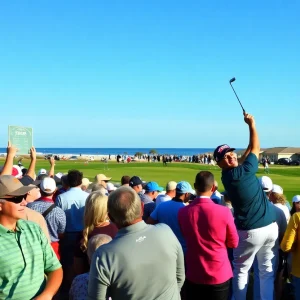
[7,141,18,157]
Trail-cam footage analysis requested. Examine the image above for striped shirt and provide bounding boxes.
[0,220,61,300]
[27,197,66,242]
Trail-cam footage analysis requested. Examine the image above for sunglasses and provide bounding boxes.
[1,194,27,204]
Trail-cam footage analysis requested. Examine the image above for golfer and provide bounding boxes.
[213,113,277,300]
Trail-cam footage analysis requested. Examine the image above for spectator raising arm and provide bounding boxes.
[1,141,18,175]
[26,146,37,180]
[49,157,55,178]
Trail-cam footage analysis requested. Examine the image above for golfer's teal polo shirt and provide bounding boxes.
[0,220,61,300]
[222,153,276,230]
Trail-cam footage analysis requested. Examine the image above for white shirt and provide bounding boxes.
[274,203,290,223]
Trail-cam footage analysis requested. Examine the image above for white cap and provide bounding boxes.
[106,182,117,192]
[258,176,273,192]
[40,177,56,194]
[38,168,47,176]
[82,178,92,187]
[292,195,300,203]
[166,181,177,191]
[272,184,283,195]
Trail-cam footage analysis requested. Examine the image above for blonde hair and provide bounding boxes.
[271,192,287,205]
[81,191,109,252]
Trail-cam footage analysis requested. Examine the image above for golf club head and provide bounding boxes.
[229,77,236,84]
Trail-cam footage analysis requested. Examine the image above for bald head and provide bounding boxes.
[108,186,142,228]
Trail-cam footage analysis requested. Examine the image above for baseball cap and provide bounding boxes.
[82,178,92,187]
[213,144,236,162]
[258,176,273,192]
[272,184,283,195]
[38,169,47,176]
[95,174,112,183]
[166,181,177,191]
[107,182,117,192]
[0,175,35,197]
[40,177,56,194]
[129,176,143,187]
[176,181,194,194]
[144,181,164,192]
[292,195,300,203]
[12,165,22,179]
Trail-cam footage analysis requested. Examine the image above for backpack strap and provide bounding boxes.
[42,204,56,218]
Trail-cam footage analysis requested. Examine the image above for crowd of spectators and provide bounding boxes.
[1,113,300,300]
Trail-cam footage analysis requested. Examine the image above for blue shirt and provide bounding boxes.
[140,193,156,221]
[56,187,88,232]
[150,199,186,253]
[221,153,276,230]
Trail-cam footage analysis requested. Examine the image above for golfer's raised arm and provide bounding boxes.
[245,113,260,159]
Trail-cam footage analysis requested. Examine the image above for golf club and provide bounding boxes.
[229,77,246,114]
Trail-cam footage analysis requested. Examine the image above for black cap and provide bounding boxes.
[129,176,143,187]
[213,144,236,162]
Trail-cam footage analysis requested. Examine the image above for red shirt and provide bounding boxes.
[178,197,238,285]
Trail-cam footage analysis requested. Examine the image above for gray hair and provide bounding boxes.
[87,234,112,261]
[91,183,107,195]
[108,186,142,227]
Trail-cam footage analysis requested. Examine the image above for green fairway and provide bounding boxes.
[10,158,300,204]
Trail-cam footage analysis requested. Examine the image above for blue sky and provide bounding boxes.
[0,1,299,148]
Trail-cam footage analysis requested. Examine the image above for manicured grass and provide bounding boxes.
[15,158,300,203]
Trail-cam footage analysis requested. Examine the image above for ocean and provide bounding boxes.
[0,148,216,156]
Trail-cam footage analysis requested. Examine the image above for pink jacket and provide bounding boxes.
[178,197,238,284]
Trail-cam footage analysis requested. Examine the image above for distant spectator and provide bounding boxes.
[81,178,92,192]
[269,184,290,223]
[121,175,131,186]
[155,181,177,206]
[129,176,144,196]
[91,183,107,194]
[70,234,112,300]
[140,181,163,221]
[211,180,224,205]
[290,195,300,215]
[38,168,48,179]
[53,174,69,201]
[94,174,111,189]
[107,182,117,193]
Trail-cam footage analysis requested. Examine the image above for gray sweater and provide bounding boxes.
[87,221,185,300]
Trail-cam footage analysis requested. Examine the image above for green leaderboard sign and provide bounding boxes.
[8,126,33,155]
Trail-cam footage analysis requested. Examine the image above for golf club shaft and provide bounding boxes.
[230,83,245,113]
